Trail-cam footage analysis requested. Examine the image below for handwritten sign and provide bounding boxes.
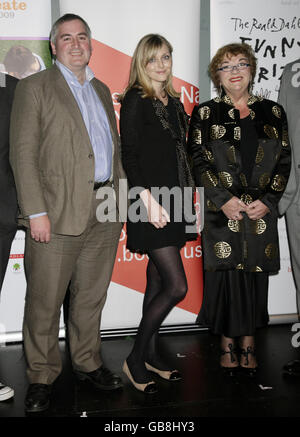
[211,0,300,100]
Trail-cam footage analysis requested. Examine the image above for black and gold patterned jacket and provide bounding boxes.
[188,94,291,272]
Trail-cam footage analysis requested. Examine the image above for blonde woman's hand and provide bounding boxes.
[140,189,170,229]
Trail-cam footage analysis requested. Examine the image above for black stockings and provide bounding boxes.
[126,246,187,383]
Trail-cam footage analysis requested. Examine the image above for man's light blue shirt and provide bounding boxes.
[56,60,113,183]
[29,61,113,219]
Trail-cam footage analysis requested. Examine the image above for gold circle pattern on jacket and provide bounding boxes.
[255,145,264,164]
[228,219,241,233]
[234,126,241,140]
[240,193,253,205]
[226,145,236,164]
[207,199,218,211]
[265,243,278,259]
[199,106,210,120]
[218,171,233,188]
[201,170,218,187]
[272,105,281,118]
[204,149,214,162]
[251,266,263,272]
[210,124,226,140]
[250,218,267,235]
[240,173,248,187]
[192,128,202,145]
[259,173,271,189]
[264,124,279,139]
[249,109,256,120]
[282,129,289,147]
[228,108,235,119]
[214,241,232,259]
[271,174,286,192]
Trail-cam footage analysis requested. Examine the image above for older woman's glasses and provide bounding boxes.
[217,62,250,72]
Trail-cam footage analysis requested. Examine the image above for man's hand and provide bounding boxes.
[246,200,270,220]
[29,215,51,243]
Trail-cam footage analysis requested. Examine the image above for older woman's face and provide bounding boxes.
[217,53,251,96]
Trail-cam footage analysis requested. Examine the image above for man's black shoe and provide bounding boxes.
[282,360,300,377]
[25,383,52,413]
[75,366,123,390]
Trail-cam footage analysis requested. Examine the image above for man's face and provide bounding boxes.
[51,19,92,74]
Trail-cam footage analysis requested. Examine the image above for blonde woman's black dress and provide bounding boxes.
[120,88,196,253]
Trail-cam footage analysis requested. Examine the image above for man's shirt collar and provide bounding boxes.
[56,60,95,87]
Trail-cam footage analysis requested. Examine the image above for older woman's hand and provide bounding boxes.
[246,200,270,220]
[221,196,247,220]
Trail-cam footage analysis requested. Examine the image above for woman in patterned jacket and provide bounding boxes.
[188,43,291,376]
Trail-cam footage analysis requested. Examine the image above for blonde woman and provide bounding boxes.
[120,34,195,393]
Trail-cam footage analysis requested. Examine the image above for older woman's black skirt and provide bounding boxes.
[197,270,269,338]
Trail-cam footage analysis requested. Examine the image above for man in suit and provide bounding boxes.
[0,72,18,402]
[278,59,300,377]
[10,14,126,412]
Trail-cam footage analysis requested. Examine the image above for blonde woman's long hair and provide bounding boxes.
[119,34,180,100]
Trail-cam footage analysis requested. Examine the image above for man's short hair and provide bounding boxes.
[50,13,92,45]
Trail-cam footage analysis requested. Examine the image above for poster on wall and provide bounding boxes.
[59,0,203,330]
[210,0,300,316]
[0,0,52,78]
[0,0,52,340]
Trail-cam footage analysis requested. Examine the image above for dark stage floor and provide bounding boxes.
[0,323,300,423]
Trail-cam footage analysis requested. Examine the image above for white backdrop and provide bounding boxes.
[210,0,300,316]
[59,0,203,331]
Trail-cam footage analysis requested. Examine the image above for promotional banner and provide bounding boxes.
[59,0,203,330]
[0,0,203,341]
[210,0,300,316]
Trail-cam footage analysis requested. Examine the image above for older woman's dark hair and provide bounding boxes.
[209,43,257,89]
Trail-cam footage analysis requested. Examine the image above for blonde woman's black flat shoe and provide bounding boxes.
[145,362,182,381]
[123,361,158,394]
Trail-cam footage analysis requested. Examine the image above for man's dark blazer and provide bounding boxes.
[0,73,18,231]
[0,73,18,290]
[0,73,18,291]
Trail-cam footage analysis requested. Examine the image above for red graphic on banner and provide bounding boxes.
[9,254,24,259]
[90,40,203,315]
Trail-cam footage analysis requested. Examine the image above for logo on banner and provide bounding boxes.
[10,254,24,273]
[12,262,21,272]
[0,1,27,19]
